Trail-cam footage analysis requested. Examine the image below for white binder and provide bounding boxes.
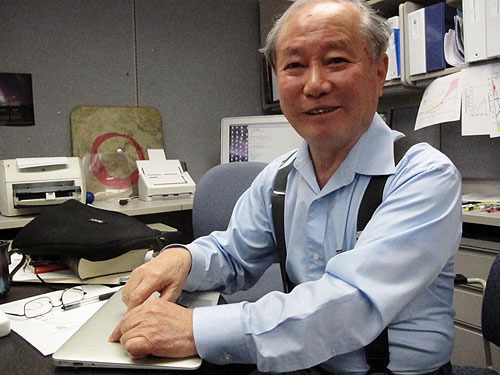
[463,0,487,62]
[408,8,426,76]
[486,0,500,58]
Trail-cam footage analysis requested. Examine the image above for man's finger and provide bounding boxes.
[121,335,154,358]
[108,322,123,342]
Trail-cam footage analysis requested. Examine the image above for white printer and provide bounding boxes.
[137,150,195,201]
[0,157,86,216]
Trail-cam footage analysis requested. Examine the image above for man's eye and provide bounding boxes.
[327,57,348,65]
[285,62,303,70]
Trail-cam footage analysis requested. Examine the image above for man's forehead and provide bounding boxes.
[279,39,351,56]
[277,2,360,43]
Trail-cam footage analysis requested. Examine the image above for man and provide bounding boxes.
[110,0,462,373]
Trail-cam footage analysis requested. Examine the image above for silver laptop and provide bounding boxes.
[53,288,219,370]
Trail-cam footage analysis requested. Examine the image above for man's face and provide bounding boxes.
[275,2,387,155]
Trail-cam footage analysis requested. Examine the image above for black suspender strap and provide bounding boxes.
[272,159,295,294]
[271,136,416,374]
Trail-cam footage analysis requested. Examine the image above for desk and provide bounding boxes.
[0,283,256,375]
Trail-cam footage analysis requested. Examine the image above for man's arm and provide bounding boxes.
[191,145,462,372]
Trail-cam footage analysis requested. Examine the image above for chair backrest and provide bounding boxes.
[482,251,500,347]
[192,162,267,239]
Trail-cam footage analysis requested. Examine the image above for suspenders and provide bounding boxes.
[271,137,416,374]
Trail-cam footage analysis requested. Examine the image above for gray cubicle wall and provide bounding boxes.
[0,0,136,159]
[390,103,500,181]
[0,0,262,182]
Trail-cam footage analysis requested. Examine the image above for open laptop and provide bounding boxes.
[53,288,219,370]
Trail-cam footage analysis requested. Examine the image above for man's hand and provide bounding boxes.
[109,297,197,358]
[122,247,192,310]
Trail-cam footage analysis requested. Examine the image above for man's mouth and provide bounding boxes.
[306,107,338,115]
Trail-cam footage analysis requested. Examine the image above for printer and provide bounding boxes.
[137,150,195,201]
[0,157,86,216]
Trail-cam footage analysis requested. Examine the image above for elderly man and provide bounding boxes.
[110,1,462,374]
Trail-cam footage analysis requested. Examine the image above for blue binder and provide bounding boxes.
[425,2,456,73]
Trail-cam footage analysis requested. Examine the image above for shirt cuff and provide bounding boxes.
[193,302,254,365]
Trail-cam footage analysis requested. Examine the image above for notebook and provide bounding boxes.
[53,288,220,370]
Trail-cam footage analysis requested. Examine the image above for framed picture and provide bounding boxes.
[0,73,35,126]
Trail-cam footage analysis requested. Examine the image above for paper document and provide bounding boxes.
[16,157,69,169]
[415,72,462,130]
[461,62,500,137]
[0,285,121,355]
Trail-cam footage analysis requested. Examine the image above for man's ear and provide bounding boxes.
[375,54,389,97]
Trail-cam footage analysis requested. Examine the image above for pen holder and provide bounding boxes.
[0,240,11,296]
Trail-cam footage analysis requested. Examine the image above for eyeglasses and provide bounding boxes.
[5,286,87,319]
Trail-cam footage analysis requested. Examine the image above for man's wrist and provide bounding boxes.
[160,246,193,275]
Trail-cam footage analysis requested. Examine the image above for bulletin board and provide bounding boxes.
[70,105,163,199]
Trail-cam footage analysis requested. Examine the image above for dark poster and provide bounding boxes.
[0,73,35,126]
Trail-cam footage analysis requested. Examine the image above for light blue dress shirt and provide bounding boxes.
[183,114,462,374]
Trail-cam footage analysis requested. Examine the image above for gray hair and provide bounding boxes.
[260,0,391,70]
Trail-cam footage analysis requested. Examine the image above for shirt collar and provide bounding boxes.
[293,114,402,193]
[344,113,401,176]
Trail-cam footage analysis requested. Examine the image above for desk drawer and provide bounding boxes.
[452,325,500,370]
[455,247,496,281]
[453,288,482,328]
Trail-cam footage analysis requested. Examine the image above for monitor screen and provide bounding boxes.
[221,115,302,164]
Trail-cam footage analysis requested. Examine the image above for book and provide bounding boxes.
[62,249,149,280]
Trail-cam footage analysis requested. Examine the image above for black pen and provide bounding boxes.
[62,291,117,311]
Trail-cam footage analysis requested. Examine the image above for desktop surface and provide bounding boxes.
[0,283,257,375]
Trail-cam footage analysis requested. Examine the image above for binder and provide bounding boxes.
[386,16,401,80]
[486,0,500,58]
[408,8,426,75]
[463,0,487,62]
[425,2,456,73]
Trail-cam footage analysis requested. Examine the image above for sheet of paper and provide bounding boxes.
[415,72,462,130]
[16,157,68,169]
[147,149,167,161]
[0,285,122,356]
[461,62,500,137]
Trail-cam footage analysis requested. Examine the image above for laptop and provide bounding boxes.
[53,288,219,370]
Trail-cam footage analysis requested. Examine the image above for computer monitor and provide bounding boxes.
[220,115,302,164]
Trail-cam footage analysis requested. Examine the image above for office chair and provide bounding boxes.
[192,162,282,302]
[453,251,500,375]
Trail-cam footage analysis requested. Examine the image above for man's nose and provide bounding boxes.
[303,65,332,98]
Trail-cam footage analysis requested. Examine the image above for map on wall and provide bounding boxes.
[70,105,163,199]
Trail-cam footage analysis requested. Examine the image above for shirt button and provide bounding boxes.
[222,353,231,361]
[313,253,320,260]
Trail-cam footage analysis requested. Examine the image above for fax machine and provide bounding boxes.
[0,157,85,216]
[137,150,195,201]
